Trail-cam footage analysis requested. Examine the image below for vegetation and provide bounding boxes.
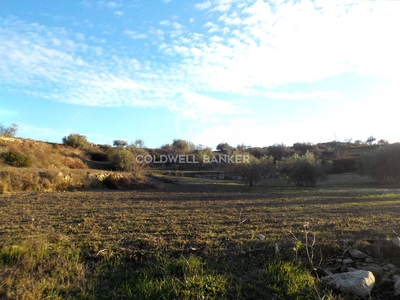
[276,151,329,186]
[358,143,400,183]
[1,150,32,167]
[2,174,400,299]
[113,139,128,147]
[62,133,89,148]
[107,147,136,171]
[0,122,18,137]
[230,154,273,186]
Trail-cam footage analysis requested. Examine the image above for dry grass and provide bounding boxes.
[1,175,400,298]
[0,138,88,169]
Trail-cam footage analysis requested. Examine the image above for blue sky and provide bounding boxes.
[1,0,399,149]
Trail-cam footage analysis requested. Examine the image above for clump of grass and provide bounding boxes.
[115,255,228,299]
[264,259,316,299]
[0,238,88,299]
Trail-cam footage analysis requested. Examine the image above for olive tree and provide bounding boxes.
[230,153,273,187]
[62,133,89,148]
[276,151,328,187]
[358,144,400,183]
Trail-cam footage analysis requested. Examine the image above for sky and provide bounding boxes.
[1,0,400,149]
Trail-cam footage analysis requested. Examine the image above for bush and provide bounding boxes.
[62,134,89,148]
[108,148,136,172]
[358,144,400,183]
[1,151,32,167]
[276,151,328,187]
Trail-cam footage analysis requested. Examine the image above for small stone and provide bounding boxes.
[392,237,400,247]
[343,258,354,264]
[358,263,383,276]
[240,250,246,255]
[349,249,369,259]
[388,263,397,273]
[256,234,265,239]
[365,257,374,263]
[336,258,343,263]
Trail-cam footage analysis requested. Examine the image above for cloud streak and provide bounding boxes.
[1,0,399,130]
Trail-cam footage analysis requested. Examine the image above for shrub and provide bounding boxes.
[358,144,400,183]
[276,151,328,187]
[1,151,32,167]
[107,148,136,172]
[62,134,89,148]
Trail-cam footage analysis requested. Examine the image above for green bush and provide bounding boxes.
[108,148,136,171]
[62,134,89,148]
[1,151,32,167]
[276,151,328,186]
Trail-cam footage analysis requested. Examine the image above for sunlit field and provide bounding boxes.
[1,172,400,299]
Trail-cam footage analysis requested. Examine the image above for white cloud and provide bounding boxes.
[114,11,123,16]
[124,30,147,39]
[2,0,400,144]
[195,1,212,10]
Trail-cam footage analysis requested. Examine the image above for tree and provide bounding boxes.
[366,136,376,145]
[133,139,145,148]
[0,123,18,137]
[107,147,136,171]
[62,134,89,148]
[195,147,214,168]
[377,139,389,146]
[358,144,400,183]
[267,143,293,162]
[230,153,273,187]
[276,151,329,187]
[216,142,233,153]
[113,139,128,147]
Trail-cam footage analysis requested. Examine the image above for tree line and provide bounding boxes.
[1,122,399,187]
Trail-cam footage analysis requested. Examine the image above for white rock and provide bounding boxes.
[392,237,400,247]
[321,270,375,298]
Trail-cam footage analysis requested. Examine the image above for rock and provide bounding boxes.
[347,267,357,272]
[394,276,400,296]
[392,237,400,247]
[388,263,397,273]
[365,257,374,263]
[348,249,369,259]
[256,234,265,239]
[336,258,343,263]
[343,258,354,264]
[357,263,383,276]
[321,270,375,298]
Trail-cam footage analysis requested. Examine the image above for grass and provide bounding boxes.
[1,174,400,298]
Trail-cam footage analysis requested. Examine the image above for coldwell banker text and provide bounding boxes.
[136,155,250,164]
